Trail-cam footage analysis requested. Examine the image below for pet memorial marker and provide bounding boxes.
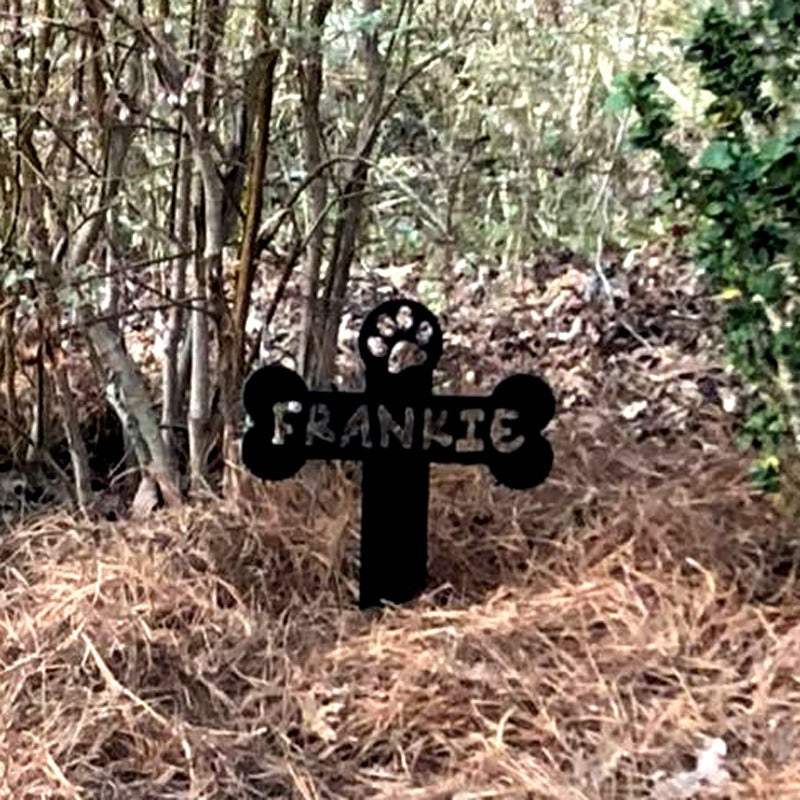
[241,299,555,608]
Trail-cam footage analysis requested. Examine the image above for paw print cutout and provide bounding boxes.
[358,300,443,390]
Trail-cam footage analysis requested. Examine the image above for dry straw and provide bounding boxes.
[3,247,799,797]
[2,416,799,799]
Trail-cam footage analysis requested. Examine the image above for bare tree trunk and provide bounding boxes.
[186,0,230,492]
[105,380,150,469]
[3,2,188,507]
[161,129,192,468]
[116,0,259,492]
[1,301,19,442]
[231,44,278,366]
[102,240,120,330]
[221,6,279,496]
[26,320,49,463]
[72,40,180,504]
[88,318,180,504]
[188,177,211,489]
[177,323,193,407]
[313,163,370,388]
[310,0,387,388]
[298,0,333,382]
[51,359,93,514]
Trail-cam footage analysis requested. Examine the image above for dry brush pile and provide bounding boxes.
[2,248,800,799]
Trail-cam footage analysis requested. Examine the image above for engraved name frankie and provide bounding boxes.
[270,393,529,455]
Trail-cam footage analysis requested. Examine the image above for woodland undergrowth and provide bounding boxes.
[2,245,799,799]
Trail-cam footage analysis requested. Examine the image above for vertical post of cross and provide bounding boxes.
[356,301,443,608]
[359,370,431,608]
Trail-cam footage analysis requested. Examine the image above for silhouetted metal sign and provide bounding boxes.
[242,299,555,608]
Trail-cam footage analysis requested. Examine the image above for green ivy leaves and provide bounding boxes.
[699,141,736,170]
[614,1,800,492]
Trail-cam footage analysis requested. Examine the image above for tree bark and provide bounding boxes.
[309,0,387,389]
[185,0,230,491]
[298,0,333,382]
[1,301,19,442]
[51,359,93,515]
[88,318,180,504]
[221,7,279,496]
[161,129,192,468]
[188,178,211,489]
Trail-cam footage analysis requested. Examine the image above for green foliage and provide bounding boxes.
[361,0,691,267]
[614,1,800,491]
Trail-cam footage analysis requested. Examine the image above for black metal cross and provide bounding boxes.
[241,299,555,608]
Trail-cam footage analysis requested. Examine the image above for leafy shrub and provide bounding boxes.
[610,1,800,491]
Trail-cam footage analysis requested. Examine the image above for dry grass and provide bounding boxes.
[2,411,799,799]
[1,238,796,798]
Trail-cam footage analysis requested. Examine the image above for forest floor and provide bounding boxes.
[2,244,800,799]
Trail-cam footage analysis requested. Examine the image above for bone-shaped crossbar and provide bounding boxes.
[242,366,554,490]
